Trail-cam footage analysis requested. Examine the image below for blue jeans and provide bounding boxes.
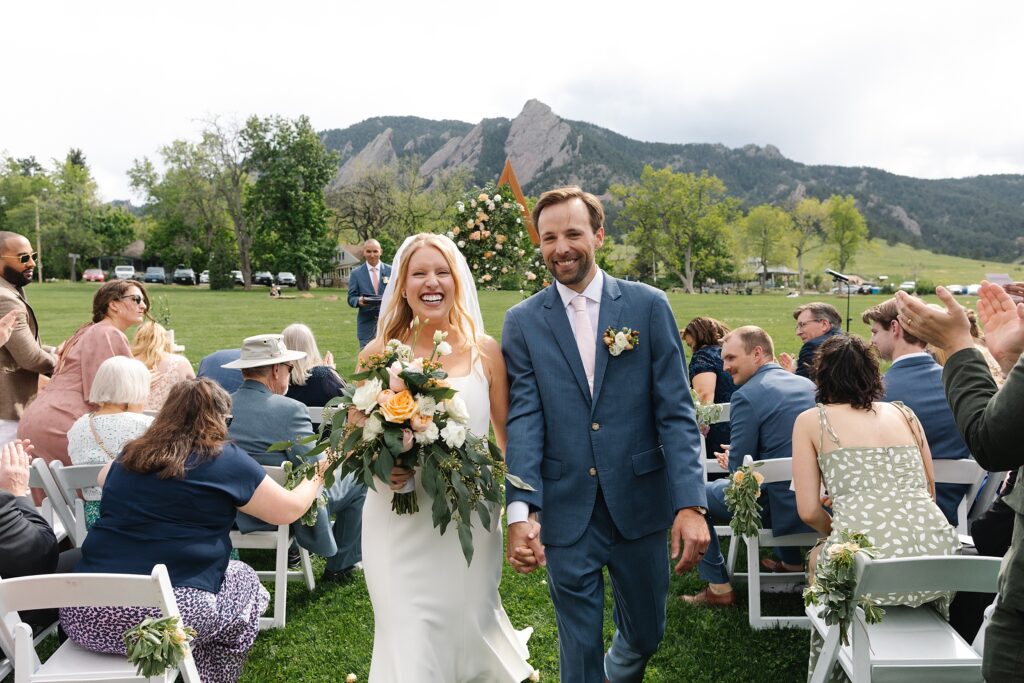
[698,479,802,584]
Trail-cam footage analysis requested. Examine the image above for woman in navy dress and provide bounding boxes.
[682,316,736,456]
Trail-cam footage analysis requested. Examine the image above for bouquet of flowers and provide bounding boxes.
[803,530,885,645]
[724,462,764,537]
[690,387,723,437]
[123,615,196,678]
[275,326,532,565]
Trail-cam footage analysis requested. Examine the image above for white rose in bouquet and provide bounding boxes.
[353,378,383,413]
[416,395,437,416]
[362,414,384,441]
[440,422,467,449]
[414,421,440,445]
[445,395,470,424]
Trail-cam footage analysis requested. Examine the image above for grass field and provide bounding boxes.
[21,281,962,682]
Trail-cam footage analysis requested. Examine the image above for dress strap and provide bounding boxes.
[891,401,924,452]
[816,403,842,452]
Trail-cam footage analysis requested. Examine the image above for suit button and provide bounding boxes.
[588,467,597,476]
[591,422,600,431]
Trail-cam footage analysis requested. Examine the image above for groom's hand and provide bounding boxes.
[671,508,710,574]
[507,514,545,574]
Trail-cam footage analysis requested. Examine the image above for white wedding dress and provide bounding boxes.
[362,358,533,682]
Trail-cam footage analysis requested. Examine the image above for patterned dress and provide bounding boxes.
[807,402,962,682]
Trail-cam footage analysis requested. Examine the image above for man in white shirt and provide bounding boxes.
[346,239,391,348]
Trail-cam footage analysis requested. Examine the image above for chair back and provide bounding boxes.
[852,553,1002,598]
[28,460,73,543]
[933,458,987,535]
[740,454,794,485]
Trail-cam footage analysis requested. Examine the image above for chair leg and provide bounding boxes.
[300,547,316,591]
[726,533,739,578]
[261,527,289,630]
[808,626,841,683]
[746,536,762,629]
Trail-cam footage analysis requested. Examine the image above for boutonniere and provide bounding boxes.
[603,326,640,356]
[381,275,389,285]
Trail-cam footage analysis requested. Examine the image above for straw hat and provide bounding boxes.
[221,334,306,369]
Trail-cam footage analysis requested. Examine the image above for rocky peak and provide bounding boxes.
[334,128,397,186]
[505,100,573,185]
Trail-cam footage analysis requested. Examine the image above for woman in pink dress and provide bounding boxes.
[18,280,149,469]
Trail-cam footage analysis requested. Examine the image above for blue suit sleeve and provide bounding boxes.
[501,308,544,511]
[796,342,815,379]
[649,291,707,511]
[347,267,362,308]
[728,391,757,471]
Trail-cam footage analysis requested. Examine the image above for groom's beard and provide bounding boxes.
[545,251,594,288]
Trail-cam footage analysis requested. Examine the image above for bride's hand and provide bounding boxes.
[389,466,414,491]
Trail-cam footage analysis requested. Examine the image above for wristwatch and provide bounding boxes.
[686,506,708,516]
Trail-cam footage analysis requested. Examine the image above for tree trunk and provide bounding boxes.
[797,251,805,294]
[683,243,695,294]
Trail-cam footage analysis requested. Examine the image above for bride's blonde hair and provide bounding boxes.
[375,233,479,350]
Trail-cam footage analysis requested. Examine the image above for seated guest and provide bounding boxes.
[60,378,328,683]
[282,323,347,408]
[792,334,960,681]
[226,334,366,584]
[779,302,843,380]
[682,316,736,456]
[19,280,147,473]
[682,326,817,607]
[197,348,243,394]
[66,356,154,529]
[132,320,195,411]
[862,298,973,527]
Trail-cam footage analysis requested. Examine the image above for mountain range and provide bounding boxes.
[320,100,1024,262]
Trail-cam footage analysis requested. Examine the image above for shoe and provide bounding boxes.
[321,567,357,585]
[287,548,302,569]
[680,586,735,607]
[760,557,803,573]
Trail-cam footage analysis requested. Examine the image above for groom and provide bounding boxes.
[502,187,709,683]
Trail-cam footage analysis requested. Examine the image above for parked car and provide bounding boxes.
[143,267,166,284]
[253,271,274,286]
[276,272,296,287]
[967,284,981,295]
[112,265,135,280]
[829,283,857,295]
[82,268,105,283]
[199,270,209,284]
[898,281,916,291]
[172,266,196,285]
[945,284,966,295]
[231,270,244,285]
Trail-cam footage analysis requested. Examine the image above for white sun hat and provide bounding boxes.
[221,334,307,369]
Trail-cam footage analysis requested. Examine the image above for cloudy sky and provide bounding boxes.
[4,0,1022,201]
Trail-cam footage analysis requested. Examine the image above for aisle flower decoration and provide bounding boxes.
[724,461,764,537]
[123,615,196,678]
[803,530,885,645]
[446,181,534,291]
[689,387,723,436]
[272,323,533,565]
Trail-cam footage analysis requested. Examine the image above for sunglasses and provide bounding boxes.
[120,294,145,305]
[1,252,38,264]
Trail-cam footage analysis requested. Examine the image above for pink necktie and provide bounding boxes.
[370,267,379,293]
[571,295,595,394]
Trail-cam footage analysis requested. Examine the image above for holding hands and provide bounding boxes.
[507,515,545,574]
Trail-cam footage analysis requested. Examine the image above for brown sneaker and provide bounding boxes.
[760,557,803,573]
[680,586,735,607]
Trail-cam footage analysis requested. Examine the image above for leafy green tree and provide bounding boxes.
[789,197,827,292]
[242,115,339,290]
[743,205,793,291]
[824,195,869,272]
[611,166,739,293]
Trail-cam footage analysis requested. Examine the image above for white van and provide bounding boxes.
[113,265,135,280]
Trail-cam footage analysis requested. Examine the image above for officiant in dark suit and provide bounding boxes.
[347,239,391,348]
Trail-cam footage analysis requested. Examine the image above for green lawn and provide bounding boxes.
[24,281,953,682]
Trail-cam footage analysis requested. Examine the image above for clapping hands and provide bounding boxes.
[978,281,1024,374]
[0,309,20,347]
[778,352,796,373]
[0,439,33,497]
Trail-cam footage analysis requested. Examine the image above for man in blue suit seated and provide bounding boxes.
[225,334,367,584]
[346,239,391,349]
[682,325,817,607]
[197,348,242,394]
[863,298,972,526]
[779,302,843,380]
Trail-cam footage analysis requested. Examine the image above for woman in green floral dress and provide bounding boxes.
[791,335,961,681]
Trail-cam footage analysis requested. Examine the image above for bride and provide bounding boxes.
[359,233,533,682]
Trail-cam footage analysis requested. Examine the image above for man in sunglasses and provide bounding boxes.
[0,232,57,445]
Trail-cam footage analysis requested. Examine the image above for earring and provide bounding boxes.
[401,291,407,299]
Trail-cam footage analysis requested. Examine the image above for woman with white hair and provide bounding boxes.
[282,323,347,407]
[66,356,154,529]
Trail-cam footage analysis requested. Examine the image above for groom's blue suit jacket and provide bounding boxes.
[502,274,707,547]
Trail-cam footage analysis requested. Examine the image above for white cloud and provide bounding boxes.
[3,0,1022,200]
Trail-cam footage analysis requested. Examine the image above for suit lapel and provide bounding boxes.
[591,276,622,407]
[542,285,591,404]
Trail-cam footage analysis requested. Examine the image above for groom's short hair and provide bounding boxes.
[532,186,604,233]
[723,325,775,359]
[861,298,924,346]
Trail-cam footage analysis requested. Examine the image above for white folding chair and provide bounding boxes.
[698,404,743,576]
[48,462,107,548]
[307,406,326,428]
[230,465,316,630]
[932,458,987,541]
[0,563,200,683]
[27,460,70,545]
[735,455,820,629]
[807,554,1001,683]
